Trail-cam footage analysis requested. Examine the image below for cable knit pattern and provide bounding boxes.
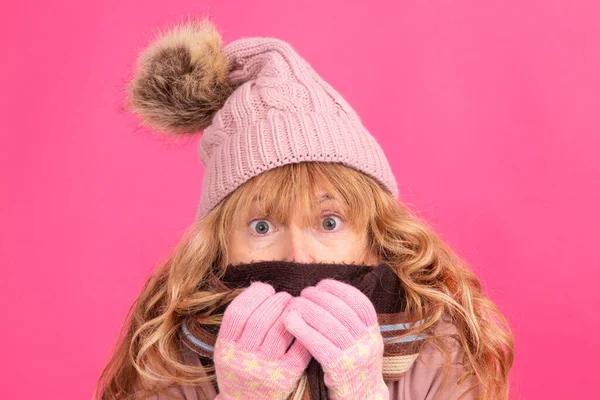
[196,37,398,218]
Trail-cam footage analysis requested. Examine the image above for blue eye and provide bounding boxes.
[249,219,273,235]
[322,215,342,231]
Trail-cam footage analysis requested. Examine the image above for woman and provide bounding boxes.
[95,17,513,400]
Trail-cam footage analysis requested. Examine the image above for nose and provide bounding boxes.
[283,224,316,263]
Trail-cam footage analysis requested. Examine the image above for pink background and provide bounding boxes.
[1,1,598,399]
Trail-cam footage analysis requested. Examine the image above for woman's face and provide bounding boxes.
[227,192,379,266]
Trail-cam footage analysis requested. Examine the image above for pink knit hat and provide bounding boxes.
[126,18,398,219]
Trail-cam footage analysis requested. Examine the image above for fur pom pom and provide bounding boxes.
[125,17,233,135]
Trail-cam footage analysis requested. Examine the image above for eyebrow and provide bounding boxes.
[319,194,333,203]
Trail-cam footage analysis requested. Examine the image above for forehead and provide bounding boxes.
[233,191,345,226]
[222,162,374,228]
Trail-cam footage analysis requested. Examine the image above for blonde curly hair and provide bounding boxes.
[94,162,514,400]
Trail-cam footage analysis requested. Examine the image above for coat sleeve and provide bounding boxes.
[386,320,479,400]
[133,341,218,400]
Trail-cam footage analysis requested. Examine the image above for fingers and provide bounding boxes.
[300,286,368,339]
[220,282,275,341]
[316,279,378,326]
[284,310,341,365]
[219,279,377,370]
[288,297,356,349]
[260,312,296,359]
[282,338,312,370]
[240,291,292,351]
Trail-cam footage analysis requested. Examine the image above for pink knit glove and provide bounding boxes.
[214,282,311,399]
[284,279,389,400]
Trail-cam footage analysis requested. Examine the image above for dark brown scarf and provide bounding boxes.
[179,261,426,399]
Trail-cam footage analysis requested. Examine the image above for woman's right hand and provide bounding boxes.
[214,282,311,400]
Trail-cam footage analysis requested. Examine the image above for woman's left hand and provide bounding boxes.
[284,279,389,400]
